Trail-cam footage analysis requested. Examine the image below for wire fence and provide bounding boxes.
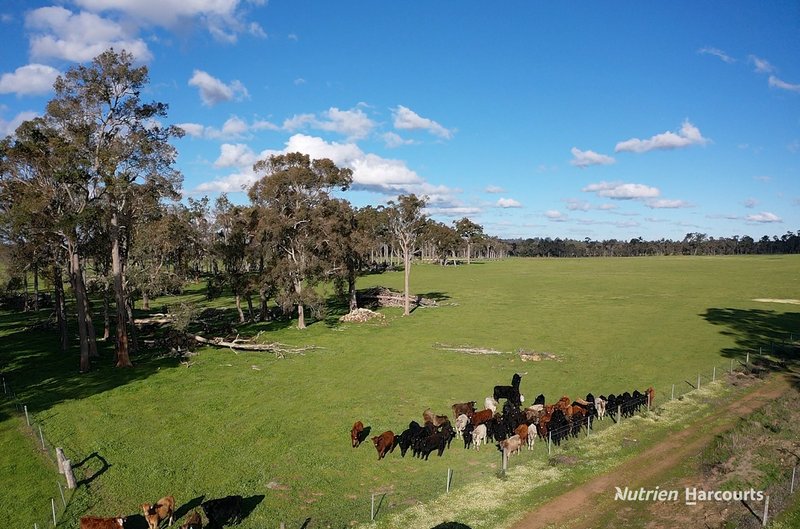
[1,374,74,528]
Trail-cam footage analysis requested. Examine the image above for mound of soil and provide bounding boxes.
[339,308,385,323]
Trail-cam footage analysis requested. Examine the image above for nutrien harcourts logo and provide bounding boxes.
[614,486,765,505]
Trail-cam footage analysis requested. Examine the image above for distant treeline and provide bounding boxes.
[504,231,800,257]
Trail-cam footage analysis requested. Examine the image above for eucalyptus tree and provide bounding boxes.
[424,220,460,265]
[211,194,253,323]
[249,153,352,329]
[46,49,183,367]
[323,198,371,312]
[386,194,427,316]
[453,217,484,264]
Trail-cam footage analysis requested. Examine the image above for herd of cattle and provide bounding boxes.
[79,494,243,529]
[352,374,655,463]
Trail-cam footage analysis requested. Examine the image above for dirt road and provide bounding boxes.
[510,375,791,529]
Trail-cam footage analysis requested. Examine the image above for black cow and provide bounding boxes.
[493,373,523,406]
[397,421,424,457]
[202,495,243,528]
[416,432,447,460]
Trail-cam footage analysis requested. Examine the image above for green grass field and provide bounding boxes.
[1,256,798,528]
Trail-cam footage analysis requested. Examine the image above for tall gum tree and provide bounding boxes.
[387,194,427,316]
[46,49,183,368]
[249,153,352,329]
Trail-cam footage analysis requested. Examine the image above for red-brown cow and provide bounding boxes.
[471,409,493,427]
[80,516,126,529]
[180,510,202,529]
[142,495,175,529]
[351,420,364,447]
[371,431,396,460]
[451,401,476,419]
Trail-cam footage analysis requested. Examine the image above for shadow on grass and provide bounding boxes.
[174,495,205,521]
[702,307,800,389]
[74,452,110,487]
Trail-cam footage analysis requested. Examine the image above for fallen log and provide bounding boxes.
[187,333,320,356]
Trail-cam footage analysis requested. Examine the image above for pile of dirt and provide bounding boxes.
[518,349,560,362]
[339,308,385,323]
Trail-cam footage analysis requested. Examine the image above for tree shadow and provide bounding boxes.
[74,451,110,487]
[701,308,800,389]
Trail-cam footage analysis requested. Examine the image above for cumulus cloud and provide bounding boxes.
[382,132,414,148]
[566,199,591,211]
[485,185,505,194]
[745,212,782,223]
[582,181,661,200]
[214,143,258,168]
[615,120,709,153]
[0,64,60,96]
[698,47,735,64]
[570,147,615,168]
[26,6,151,62]
[0,110,39,137]
[768,75,800,93]
[497,198,522,208]
[283,106,375,140]
[392,105,453,139]
[189,70,249,106]
[177,115,278,140]
[545,210,567,221]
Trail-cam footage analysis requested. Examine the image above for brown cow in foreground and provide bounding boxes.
[351,420,365,447]
[372,430,396,460]
[80,516,126,529]
[143,495,175,529]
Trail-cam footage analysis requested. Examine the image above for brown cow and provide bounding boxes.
[371,431,395,460]
[470,409,493,427]
[351,420,364,447]
[646,386,655,408]
[180,510,202,529]
[514,423,534,450]
[143,495,175,529]
[451,401,476,419]
[80,517,126,529]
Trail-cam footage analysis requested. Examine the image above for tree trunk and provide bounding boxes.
[142,291,150,310]
[466,241,472,265]
[294,279,306,329]
[403,243,411,316]
[259,289,268,322]
[235,293,245,323]
[53,264,68,353]
[22,270,29,312]
[84,295,99,358]
[111,210,132,368]
[348,272,358,312]
[33,266,39,312]
[245,293,254,321]
[102,287,110,341]
[125,297,139,354]
[68,245,91,372]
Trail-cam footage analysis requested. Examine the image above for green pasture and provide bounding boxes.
[0,256,798,528]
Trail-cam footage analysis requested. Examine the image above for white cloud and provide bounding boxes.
[698,47,735,64]
[570,147,615,168]
[566,199,591,211]
[497,198,522,208]
[0,64,60,96]
[749,55,775,74]
[0,110,39,137]
[644,199,691,209]
[743,198,758,209]
[382,132,414,148]
[293,78,306,86]
[615,120,709,153]
[189,70,249,106]
[177,115,278,140]
[176,122,205,137]
[582,181,661,200]
[26,7,151,63]
[283,107,375,140]
[768,75,800,93]
[545,210,567,221]
[392,105,453,139]
[214,143,257,168]
[485,185,505,194]
[745,212,782,223]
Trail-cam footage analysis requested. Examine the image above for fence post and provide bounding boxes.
[446,468,452,493]
[712,366,716,382]
[39,425,46,450]
[791,465,796,494]
[63,459,76,490]
[587,415,590,437]
[55,448,66,475]
[697,374,701,390]
[617,405,621,423]
[730,359,734,374]
[747,351,750,364]
[2,377,6,395]
[24,405,30,426]
[51,498,56,526]
[548,431,552,455]
[58,482,66,508]
[762,495,769,527]
[370,493,375,522]
[671,384,675,400]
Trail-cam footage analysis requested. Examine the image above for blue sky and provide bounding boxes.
[1,1,798,241]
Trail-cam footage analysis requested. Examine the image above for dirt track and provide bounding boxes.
[510,375,791,529]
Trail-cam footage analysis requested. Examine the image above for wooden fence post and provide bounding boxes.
[371,493,375,521]
[712,366,716,382]
[762,495,769,527]
[791,465,796,494]
[62,459,76,490]
[24,405,30,426]
[55,448,66,474]
[671,384,675,400]
[51,498,56,526]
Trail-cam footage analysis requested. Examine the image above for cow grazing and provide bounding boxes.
[471,424,488,450]
[143,495,175,529]
[80,517,126,529]
[484,396,498,414]
[180,511,202,529]
[351,420,365,447]
[201,495,243,528]
[498,434,523,458]
[372,430,396,460]
[471,409,493,427]
[451,401,476,419]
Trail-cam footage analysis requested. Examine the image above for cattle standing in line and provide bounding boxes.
[351,420,365,447]
[595,396,607,420]
[202,495,243,528]
[416,432,447,460]
[80,517,126,529]
[180,511,202,529]
[372,431,396,460]
[143,495,175,529]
